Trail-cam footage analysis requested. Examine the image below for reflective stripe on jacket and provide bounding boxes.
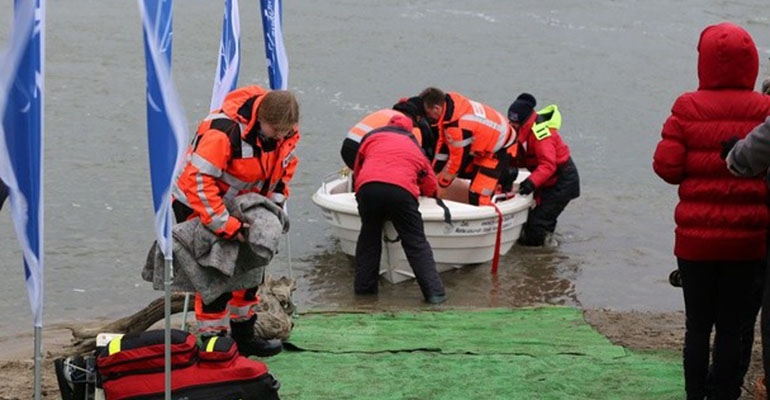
[341,109,424,169]
[436,92,514,177]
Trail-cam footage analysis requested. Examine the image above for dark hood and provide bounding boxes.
[697,22,758,90]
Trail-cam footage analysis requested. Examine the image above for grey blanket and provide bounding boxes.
[142,193,289,304]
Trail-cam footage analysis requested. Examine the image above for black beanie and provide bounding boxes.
[507,93,537,123]
[393,96,425,120]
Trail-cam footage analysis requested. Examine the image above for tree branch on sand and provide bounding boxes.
[56,276,297,357]
[60,293,188,356]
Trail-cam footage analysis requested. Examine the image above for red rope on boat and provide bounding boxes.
[490,202,504,275]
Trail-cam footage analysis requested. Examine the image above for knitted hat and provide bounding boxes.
[507,93,537,123]
[392,96,425,120]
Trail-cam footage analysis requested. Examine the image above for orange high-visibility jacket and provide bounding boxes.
[436,92,514,177]
[341,109,424,169]
[173,86,300,238]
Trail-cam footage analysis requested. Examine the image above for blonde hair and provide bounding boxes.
[258,90,299,131]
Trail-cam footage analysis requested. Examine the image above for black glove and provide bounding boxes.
[518,178,535,195]
[499,167,519,193]
[720,136,739,160]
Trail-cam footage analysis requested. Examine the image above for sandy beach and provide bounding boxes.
[0,308,763,400]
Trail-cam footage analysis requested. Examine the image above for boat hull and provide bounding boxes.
[312,171,534,283]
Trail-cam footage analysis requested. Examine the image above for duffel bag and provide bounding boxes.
[96,329,197,381]
[100,333,280,400]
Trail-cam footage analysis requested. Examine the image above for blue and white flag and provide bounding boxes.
[138,0,189,259]
[210,0,241,111]
[0,0,45,328]
[260,0,288,90]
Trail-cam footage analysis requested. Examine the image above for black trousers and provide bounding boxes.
[678,258,764,400]
[761,255,770,389]
[520,157,580,246]
[354,182,445,299]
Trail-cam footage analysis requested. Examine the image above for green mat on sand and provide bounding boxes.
[265,307,682,400]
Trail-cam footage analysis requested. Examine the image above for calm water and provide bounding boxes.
[0,0,769,340]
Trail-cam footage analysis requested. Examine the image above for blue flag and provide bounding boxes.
[138,0,189,258]
[210,0,241,111]
[260,0,288,90]
[0,0,45,328]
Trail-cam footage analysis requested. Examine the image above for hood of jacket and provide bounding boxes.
[220,85,269,135]
[697,22,758,91]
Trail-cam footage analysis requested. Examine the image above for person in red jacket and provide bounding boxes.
[653,22,770,400]
[353,114,446,304]
[173,85,300,357]
[340,96,436,169]
[507,93,580,247]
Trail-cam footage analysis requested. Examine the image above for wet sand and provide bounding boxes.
[0,309,764,400]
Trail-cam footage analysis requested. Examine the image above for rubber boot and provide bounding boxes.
[230,314,283,357]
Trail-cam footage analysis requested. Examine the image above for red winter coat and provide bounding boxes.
[514,114,571,189]
[653,22,770,261]
[353,116,438,200]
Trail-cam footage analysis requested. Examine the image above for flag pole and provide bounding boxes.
[260,0,290,281]
[0,1,43,399]
[138,1,189,399]
[34,327,42,400]
[32,4,46,396]
[163,257,172,399]
[163,213,174,400]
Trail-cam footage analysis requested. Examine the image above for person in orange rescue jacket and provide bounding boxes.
[507,93,580,247]
[340,96,436,169]
[419,87,517,206]
[172,85,300,358]
[353,114,446,304]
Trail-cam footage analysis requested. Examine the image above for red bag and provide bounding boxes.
[97,330,280,400]
[96,329,197,381]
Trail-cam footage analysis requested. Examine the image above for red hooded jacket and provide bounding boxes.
[354,115,438,199]
[514,112,571,189]
[653,22,770,261]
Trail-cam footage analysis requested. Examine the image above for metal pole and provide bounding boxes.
[286,231,293,280]
[181,293,191,331]
[284,201,293,280]
[283,201,296,318]
[164,257,173,400]
[34,326,41,400]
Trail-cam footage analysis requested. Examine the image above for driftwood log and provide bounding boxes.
[62,293,188,355]
[59,277,297,356]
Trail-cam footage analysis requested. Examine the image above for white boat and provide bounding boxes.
[311,169,535,283]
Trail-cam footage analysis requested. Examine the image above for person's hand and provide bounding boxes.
[437,172,454,188]
[518,178,535,195]
[234,222,250,243]
[720,136,739,160]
